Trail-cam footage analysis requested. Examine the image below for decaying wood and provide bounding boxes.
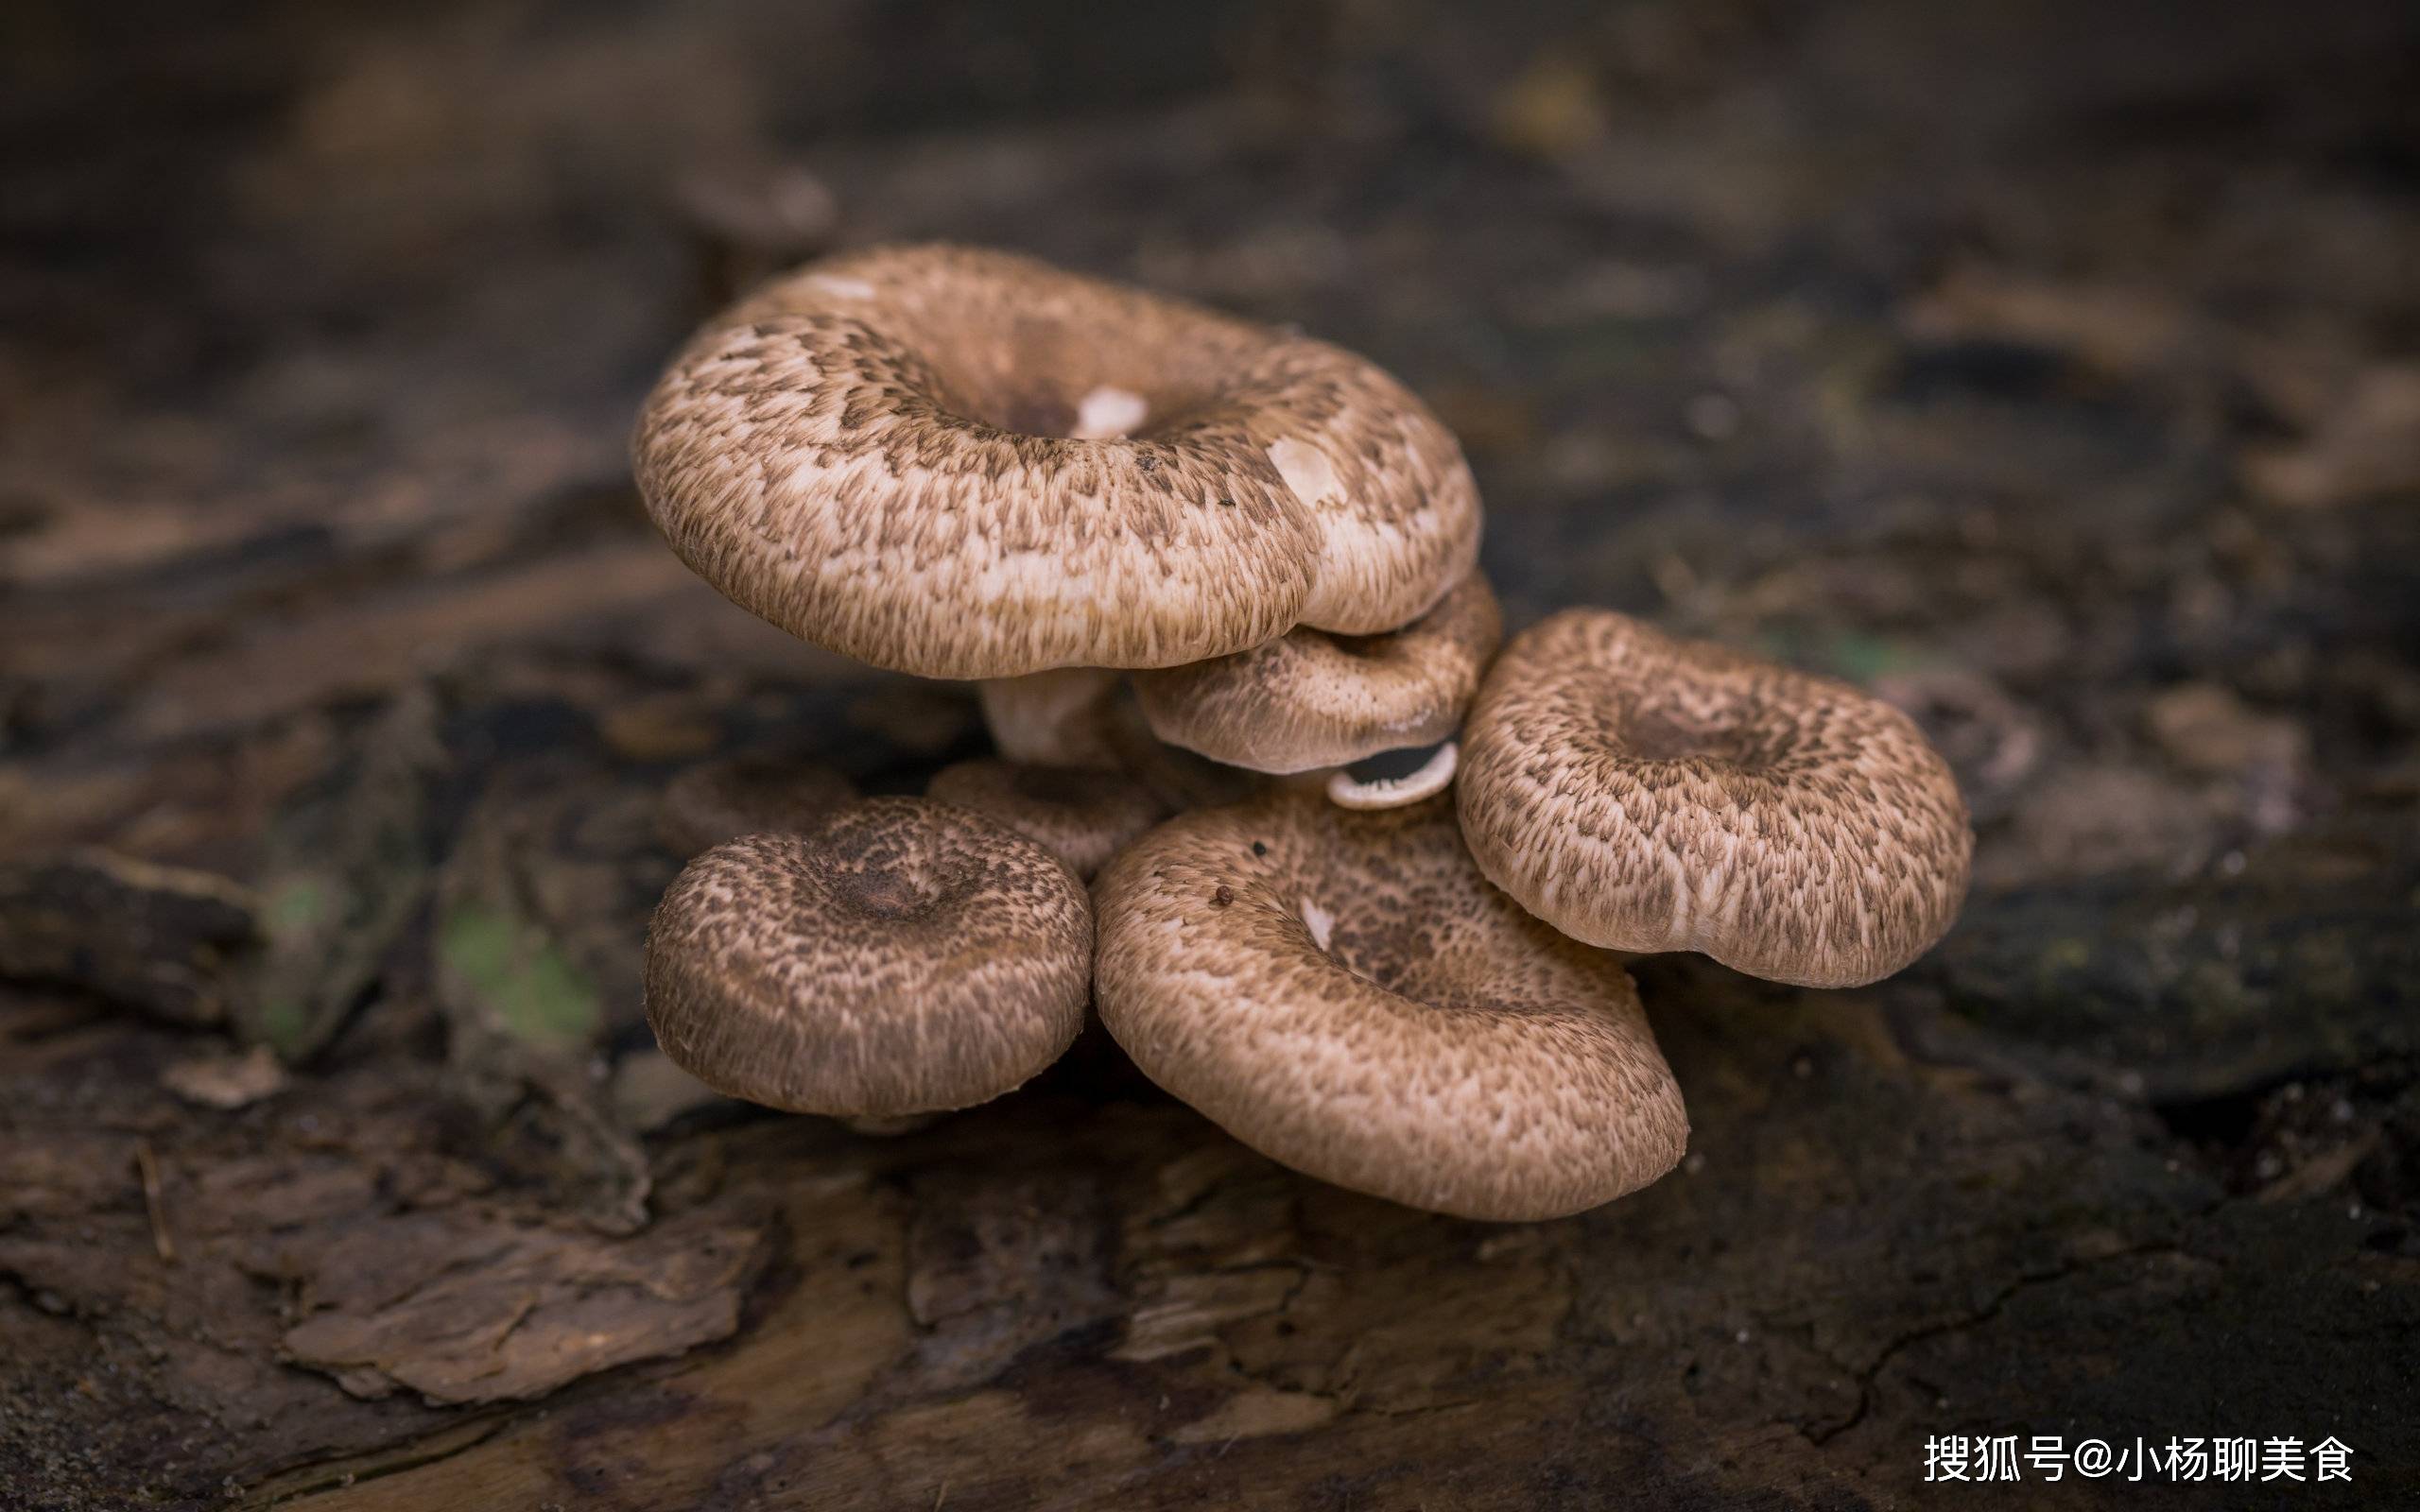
[3,0,2417,1507]
[0,852,261,1028]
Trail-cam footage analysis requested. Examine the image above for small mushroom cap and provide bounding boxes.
[1133,571,1502,774]
[654,754,858,855]
[925,758,1167,881]
[633,244,1479,679]
[644,798,1091,1117]
[1094,791,1689,1221]
[1457,610,1973,988]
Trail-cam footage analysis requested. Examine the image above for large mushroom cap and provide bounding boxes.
[925,758,1167,881]
[633,244,1480,679]
[1094,791,1688,1221]
[1132,570,1503,774]
[1457,609,1973,988]
[644,797,1091,1117]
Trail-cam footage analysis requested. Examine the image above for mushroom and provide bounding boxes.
[1457,609,1972,988]
[925,758,1167,881]
[975,668,1125,769]
[654,753,858,855]
[980,669,1270,812]
[644,798,1091,1117]
[631,243,1480,761]
[1132,571,1501,809]
[1324,741,1460,811]
[1093,791,1689,1221]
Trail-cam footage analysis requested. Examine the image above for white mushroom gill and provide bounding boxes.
[1327,741,1458,811]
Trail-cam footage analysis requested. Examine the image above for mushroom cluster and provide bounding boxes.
[633,244,1972,1220]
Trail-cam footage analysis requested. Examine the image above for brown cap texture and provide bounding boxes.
[1133,570,1502,773]
[632,244,1480,679]
[1457,610,1973,988]
[1093,791,1688,1221]
[925,758,1167,881]
[644,798,1091,1116]
[654,754,858,855]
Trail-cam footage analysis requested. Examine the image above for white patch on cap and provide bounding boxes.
[1300,898,1337,952]
[806,274,875,300]
[1326,742,1458,811]
[1072,386,1150,440]
[1267,438,1339,505]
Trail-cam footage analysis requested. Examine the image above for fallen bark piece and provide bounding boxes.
[281,1205,768,1403]
[0,849,261,1025]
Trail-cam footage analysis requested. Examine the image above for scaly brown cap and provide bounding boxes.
[1093,791,1688,1221]
[925,758,1167,881]
[1133,571,1502,774]
[1457,610,1973,988]
[644,798,1091,1117]
[633,244,1480,679]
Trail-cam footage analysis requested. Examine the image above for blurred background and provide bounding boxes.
[3,1,2416,1507]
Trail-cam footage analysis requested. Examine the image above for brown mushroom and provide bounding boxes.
[1093,791,1689,1221]
[1133,570,1502,778]
[975,667,1126,769]
[1457,609,1972,988]
[644,798,1091,1117]
[654,753,858,855]
[631,244,1480,683]
[925,758,1167,881]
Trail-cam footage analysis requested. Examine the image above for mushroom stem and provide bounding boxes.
[977,668,1125,767]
